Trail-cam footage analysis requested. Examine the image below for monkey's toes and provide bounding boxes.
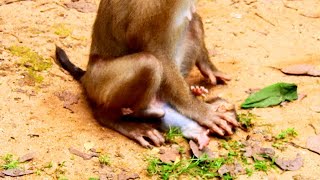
[134,129,165,148]
[196,130,210,150]
[191,85,208,97]
[211,71,231,83]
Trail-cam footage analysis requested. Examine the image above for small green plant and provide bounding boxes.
[254,161,268,172]
[272,142,285,150]
[146,158,161,176]
[178,146,185,154]
[88,178,99,180]
[254,160,269,172]
[146,154,233,180]
[98,154,110,165]
[221,140,245,164]
[275,128,298,140]
[1,154,20,170]
[237,112,256,129]
[221,140,244,151]
[44,161,53,169]
[273,128,298,150]
[227,151,238,157]
[35,169,42,176]
[147,135,281,179]
[165,127,183,142]
[245,168,253,176]
[58,176,68,180]
[223,173,233,180]
[35,161,53,175]
[55,161,67,179]
[53,23,73,37]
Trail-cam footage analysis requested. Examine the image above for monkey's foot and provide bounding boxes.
[116,121,165,148]
[187,129,210,150]
[208,70,231,85]
[190,85,208,97]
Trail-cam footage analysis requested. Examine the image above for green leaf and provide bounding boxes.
[241,82,298,109]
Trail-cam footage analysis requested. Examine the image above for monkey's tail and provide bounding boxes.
[55,45,86,81]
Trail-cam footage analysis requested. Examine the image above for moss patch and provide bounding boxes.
[53,23,73,37]
[9,45,52,84]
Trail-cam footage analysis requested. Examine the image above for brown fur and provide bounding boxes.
[76,0,237,148]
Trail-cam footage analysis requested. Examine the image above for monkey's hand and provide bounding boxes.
[199,109,238,136]
[195,98,238,136]
[208,70,231,85]
[115,121,165,148]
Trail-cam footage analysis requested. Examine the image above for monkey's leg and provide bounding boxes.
[129,96,165,119]
[82,53,165,148]
[195,52,231,85]
[190,13,231,85]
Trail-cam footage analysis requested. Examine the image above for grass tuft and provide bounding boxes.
[165,127,183,142]
[1,154,20,170]
[98,154,110,165]
[237,112,256,130]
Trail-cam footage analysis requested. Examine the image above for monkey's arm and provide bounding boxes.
[160,61,238,136]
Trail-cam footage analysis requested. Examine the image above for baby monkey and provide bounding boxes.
[56,0,239,149]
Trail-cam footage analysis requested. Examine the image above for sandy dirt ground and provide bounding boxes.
[0,0,320,179]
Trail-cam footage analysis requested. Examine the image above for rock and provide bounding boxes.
[275,154,303,171]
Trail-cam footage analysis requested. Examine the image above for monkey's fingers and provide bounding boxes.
[153,130,166,145]
[207,122,225,136]
[196,130,210,150]
[209,71,231,85]
[190,85,209,97]
[208,75,217,85]
[215,119,233,135]
[122,123,165,148]
[146,130,165,147]
[217,113,239,127]
[136,136,154,149]
[213,71,231,81]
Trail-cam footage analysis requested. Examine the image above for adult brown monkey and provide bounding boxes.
[56,0,239,148]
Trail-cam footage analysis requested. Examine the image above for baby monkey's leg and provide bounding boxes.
[82,53,165,148]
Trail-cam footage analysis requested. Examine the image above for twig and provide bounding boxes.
[34,1,67,9]
[282,0,298,11]
[230,0,240,6]
[289,142,320,155]
[244,0,257,6]
[288,142,308,150]
[2,32,22,43]
[299,13,320,19]
[254,12,276,26]
[0,0,32,5]
[40,7,57,13]
[309,123,318,135]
